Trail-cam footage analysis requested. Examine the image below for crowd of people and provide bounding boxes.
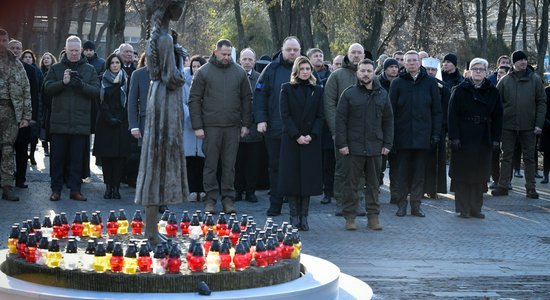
[1,26,549,232]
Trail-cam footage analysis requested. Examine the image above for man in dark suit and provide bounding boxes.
[234,48,262,203]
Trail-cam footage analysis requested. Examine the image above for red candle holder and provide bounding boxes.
[71,223,83,237]
[131,220,144,234]
[137,255,152,273]
[165,223,178,237]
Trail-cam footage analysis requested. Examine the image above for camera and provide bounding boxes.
[69,70,79,77]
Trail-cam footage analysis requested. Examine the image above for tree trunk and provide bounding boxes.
[88,0,100,41]
[21,0,37,50]
[364,0,385,57]
[481,0,488,57]
[377,0,415,54]
[54,0,74,56]
[458,0,471,43]
[105,0,126,55]
[476,0,482,45]
[47,0,56,53]
[265,0,282,51]
[94,22,109,55]
[496,0,508,43]
[310,0,330,59]
[299,0,314,51]
[511,0,518,50]
[412,0,425,49]
[536,0,549,78]
[520,0,527,50]
[77,0,90,39]
[234,0,247,50]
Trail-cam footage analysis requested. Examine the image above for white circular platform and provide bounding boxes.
[0,252,372,300]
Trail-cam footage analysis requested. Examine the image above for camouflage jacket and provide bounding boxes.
[0,50,32,123]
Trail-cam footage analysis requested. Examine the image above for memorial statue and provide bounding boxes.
[136,0,188,244]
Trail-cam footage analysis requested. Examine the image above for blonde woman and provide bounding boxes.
[278,56,324,231]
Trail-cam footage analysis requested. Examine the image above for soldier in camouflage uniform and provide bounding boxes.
[0,28,32,201]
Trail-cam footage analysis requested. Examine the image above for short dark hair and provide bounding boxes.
[393,51,404,57]
[358,58,375,68]
[216,39,232,49]
[306,48,322,58]
[0,28,8,38]
[105,53,123,71]
[499,65,510,73]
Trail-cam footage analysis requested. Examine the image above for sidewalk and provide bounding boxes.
[1,145,550,299]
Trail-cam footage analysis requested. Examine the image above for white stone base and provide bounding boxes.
[0,252,372,300]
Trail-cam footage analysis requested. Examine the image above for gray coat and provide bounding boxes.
[127,66,150,146]
[183,67,204,157]
[335,80,394,156]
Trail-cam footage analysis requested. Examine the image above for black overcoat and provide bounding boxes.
[93,84,131,158]
[538,87,550,153]
[448,78,503,184]
[278,81,324,196]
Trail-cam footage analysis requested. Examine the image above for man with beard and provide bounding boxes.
[324,43,367,216]
[377,57,399,201]
[422,57,450,199]
[336,59,393,230]
[491,50,546,199]
[389,50,442,217]
[82,41,105,77]
[254,36,301,216]
[307,48,331,83]
[442,53,464,88]
[189,39,252,214]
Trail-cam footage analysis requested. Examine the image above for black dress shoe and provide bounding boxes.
[69,192,87,201]
[470,212,485,219]
[411,207,425,217]
[535,172,543,179]
[15,182,28,188]
[245,191,258,202]
[491,187,508,196]
[514,170,523,178]
[50,192,60,201]
[320,195,332,204]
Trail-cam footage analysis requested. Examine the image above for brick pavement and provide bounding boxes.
[1,146,549,299]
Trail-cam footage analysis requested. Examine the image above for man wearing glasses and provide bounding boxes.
[389,50,442,218]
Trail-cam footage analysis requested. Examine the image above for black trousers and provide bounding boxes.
[491,147,501,182]
[234,141,263,192]
[102,157,125,186]
[50,134,86,193]
[322,148,335,197]
[265,137,283,212]
[454,181,484,215]
[387,152,399,201]
[395,149,428,205]
[186,156,205,193]
[544,152,550,175]
[14,126,31,184]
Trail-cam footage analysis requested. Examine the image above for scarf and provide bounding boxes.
[101,70,127,107]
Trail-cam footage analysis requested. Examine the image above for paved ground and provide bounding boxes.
[1,146,550,299]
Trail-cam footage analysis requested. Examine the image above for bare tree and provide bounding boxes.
[77,0,91,38]
[105,0,126,54]
[53,1,74,56]
[234,0,247,50]
[88,0,101,41]
[535,0,549,78]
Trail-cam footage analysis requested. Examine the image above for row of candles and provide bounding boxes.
[7,210,302,274]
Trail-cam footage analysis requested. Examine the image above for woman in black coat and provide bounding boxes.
[539,87,550,183]
[278,56,324,231]
[93,54,131,199]
[448,58,503,218]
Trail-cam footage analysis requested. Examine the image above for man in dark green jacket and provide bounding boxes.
[336,59,393,231]
[188,39,252,214]
[492,50,547,199]
[44,36,100,202]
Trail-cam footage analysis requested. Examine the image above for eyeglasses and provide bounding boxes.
[470,68,486,73]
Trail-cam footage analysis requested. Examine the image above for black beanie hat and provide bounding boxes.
[511,50,528,63]
[83,40,95,51]
[383,58,399,70]
[443,53,458,66]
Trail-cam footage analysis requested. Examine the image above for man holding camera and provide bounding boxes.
[44,36,100,201]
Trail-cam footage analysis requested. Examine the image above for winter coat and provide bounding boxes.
[0,51,31,123]
[278,81,324,196]
[86,53,106,77]
[335,80,393,156]
[40,66,53,140]
[496,68,546,131]
[323,55,359,136]
[448,78,503,183]
[377,72,394,93]
[44,54,100,135]
[241,69,263,143]
[189,54,252,129]
[93,71,131,158]
[389,68,442,150]
[539,87,550,153]
[442,69,464,88]
[183,67,204,157]
[253,51,294,139]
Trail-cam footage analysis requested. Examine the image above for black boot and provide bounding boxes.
[541,174,549,184]
[288,196,300,229]
[234,191,243,202]
[112,183,121,199]
[396,201,407,217]
[299,197,310,231]
[410,202,426,217]
[103,184,112,199]
[245,190,258,202]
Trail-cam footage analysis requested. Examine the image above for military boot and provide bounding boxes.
[344,215,356,231]
[2,186,19,201]
[367,215,383,231]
